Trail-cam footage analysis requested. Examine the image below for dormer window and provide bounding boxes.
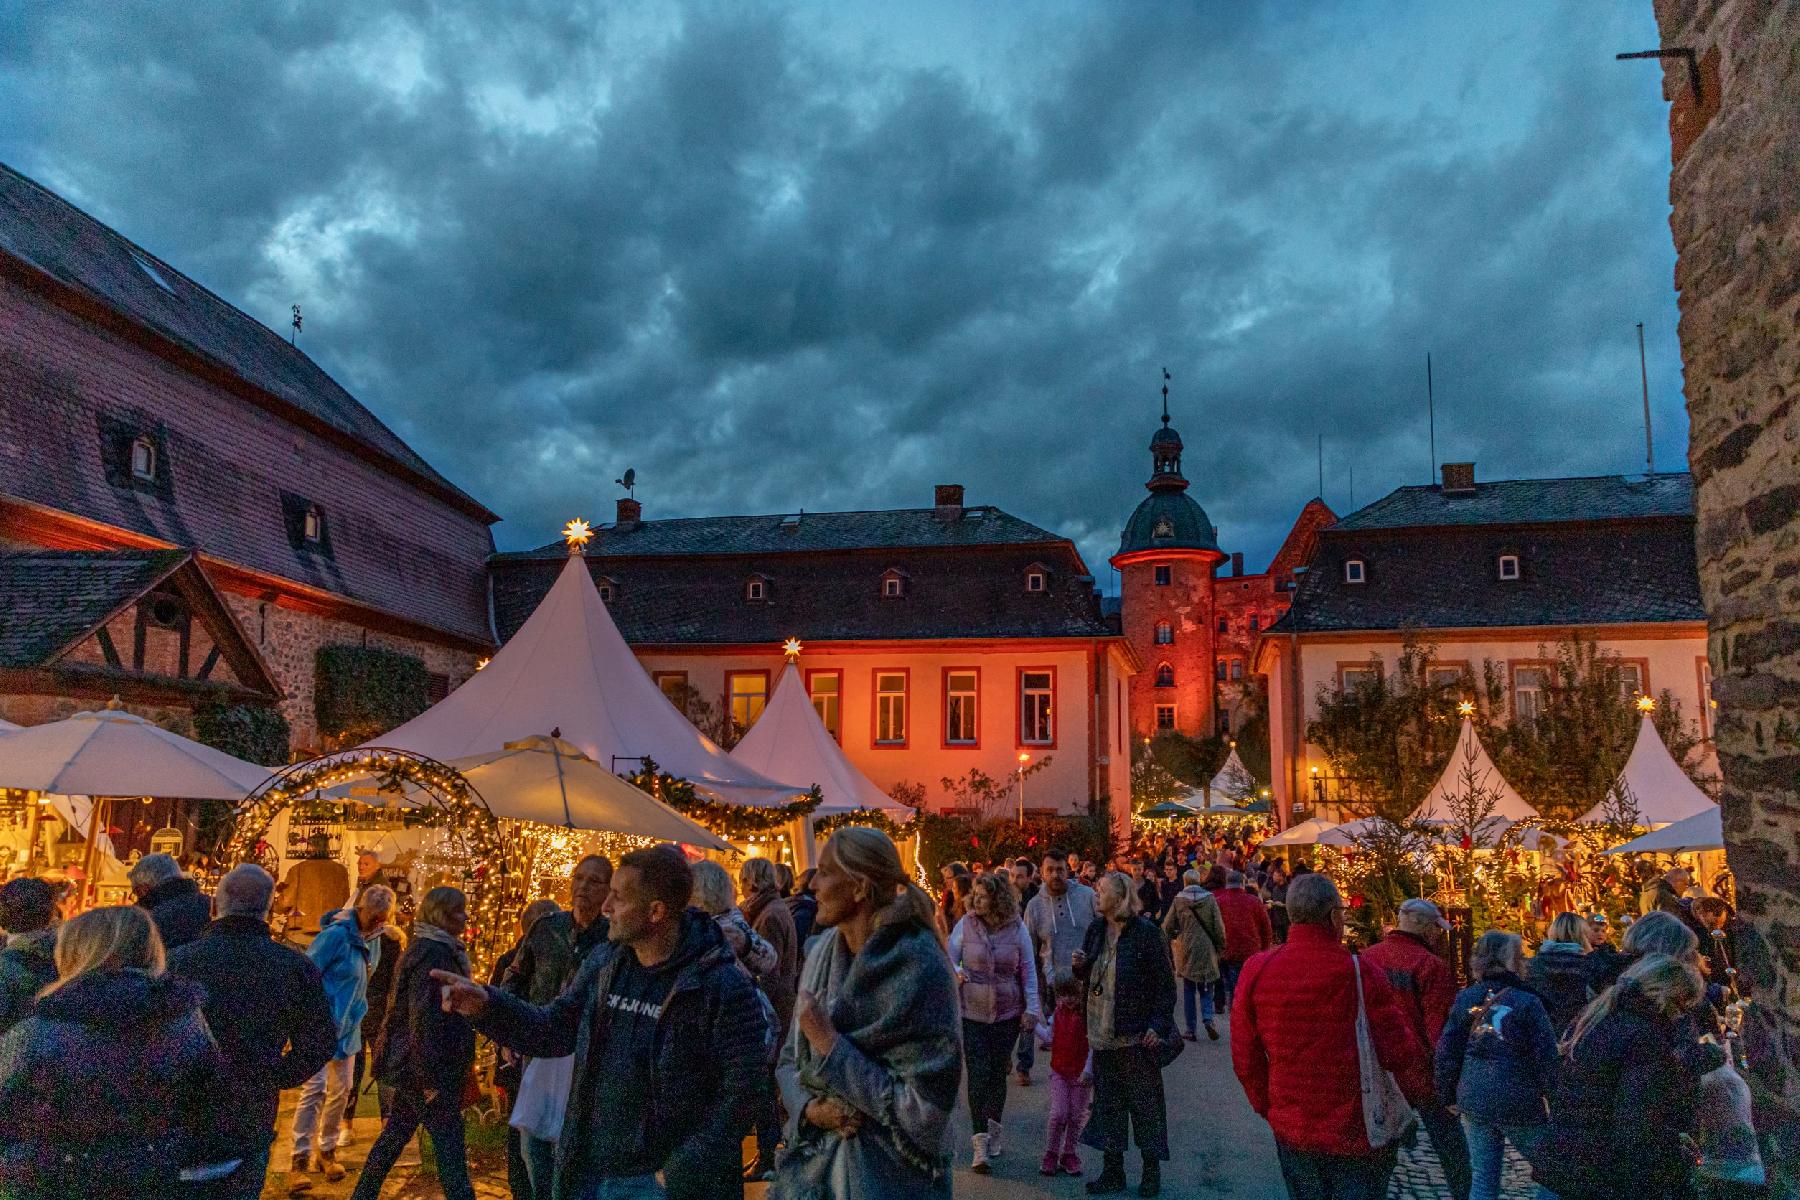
[129,436,157,482]
[881,569,908,598]
[1344,559,1366,584]
[596,577,617,603]
[1497,554,1520,581]
[745,576,768,602]
[302,505,324,544]
[1026,572,1045,593]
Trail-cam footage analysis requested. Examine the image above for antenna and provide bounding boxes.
[1317,433,1324,499]
[290,304,302,346]
[1426,352,1436,481]
[615,468,637,498]
[1348,461,1355,511]
[1637,323,1655,474]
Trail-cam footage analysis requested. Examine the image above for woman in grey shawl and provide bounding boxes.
[772,827,963,1200]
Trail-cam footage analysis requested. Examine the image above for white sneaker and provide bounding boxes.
[971,1132,991,1173]
[986,1118,1003,1157]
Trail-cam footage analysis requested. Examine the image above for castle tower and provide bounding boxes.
[1112,386,1226,739]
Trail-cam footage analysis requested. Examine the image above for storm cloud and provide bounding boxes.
[0,2,1683,579]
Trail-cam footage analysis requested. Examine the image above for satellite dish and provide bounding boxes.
[615,468,636,496]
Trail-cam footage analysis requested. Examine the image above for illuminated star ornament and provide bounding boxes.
[782,637,804,662]
[562,517,594,552]
[1637,695,1657,714]
[1458,700,1476,717]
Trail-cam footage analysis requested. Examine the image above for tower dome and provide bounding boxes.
[1117,405,1220,557]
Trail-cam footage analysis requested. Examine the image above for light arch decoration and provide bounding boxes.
[224,747,518,966]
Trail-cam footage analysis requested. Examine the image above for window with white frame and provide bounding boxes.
[302,505,324,543]
[945,671,978,744]
[1513,666,1549,723]
[1021,671,1054,745]
[808,671,841,740]
[1497,554,1520,581]
[746,578,767,601]
[1344,559,1366,584]
[596,579,616,603]
[1025,571,1046,593]
[875,672,907,744]
[1154,704,1176,731]
[882,574,904,598]
[1154,621,1174,645]
[130,436,157,482]
[1340,665,1381,693]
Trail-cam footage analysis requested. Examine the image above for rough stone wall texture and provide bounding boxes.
[1119,557,1216,736]
[1654,0,1800,1171]
[220,593,478,753]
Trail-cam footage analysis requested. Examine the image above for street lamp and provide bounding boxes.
[1016,752,1031,826]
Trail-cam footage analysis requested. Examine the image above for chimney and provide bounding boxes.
[1231,552,1244,577]
[934,483,964,520]
[1440,462,1476,495]
[615,496,641,531]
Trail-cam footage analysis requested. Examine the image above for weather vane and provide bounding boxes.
[782,637,803,662]
[562,517,594,553]
[1161,366,1171,425]
[615,468,636,498]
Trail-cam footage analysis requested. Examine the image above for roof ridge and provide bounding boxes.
[1386,470,1692,491]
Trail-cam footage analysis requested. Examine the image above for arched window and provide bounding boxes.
[1154,663,1174,688]
[1153,621,1173,645]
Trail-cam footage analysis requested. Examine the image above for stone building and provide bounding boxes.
[488,486,1137,823]
[1649,0,1799,1171]
[1259,465,1710,826]
[1111,397,1333,739]
[0,164,497,754]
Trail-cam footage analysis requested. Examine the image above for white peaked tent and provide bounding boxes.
[374,552,807,806]
[1261,816,1340,847]
[1409,717,1539,826]
[732,665,913,820]
[1581,714,1717,828]
[1210,747,1258,803]
[0,718,19,732]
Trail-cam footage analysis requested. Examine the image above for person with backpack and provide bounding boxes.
[1160,869,1226,1041]
[1435,930,1558,1200]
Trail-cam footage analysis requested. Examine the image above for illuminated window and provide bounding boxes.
[1154,564,1172,586]
[808,671,841,741]
[1498,554,1520,581]
[1513,666,1549,723]
[728,671,768,730]
[1154,621,1174,645]
[875,672,907,744]
[945,671,978,745]
[1021,671,1054,745]
[655,672,688,704]
[1155,704,1176,731]
[302,505,324,543]
[130,436,157,482]
[1155,663,1174,688]
[1344,559,1366,584]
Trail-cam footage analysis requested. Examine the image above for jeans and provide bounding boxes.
[571,1176,665,1200]
[1419,1100,1472,1200]
[1461,1115,1557,1200]
[962,1018,1019,1131]
[1274,1143,1397,1200]
[516,1129,556,1200]
[1214,959,1244,1014]
[292,1054,355,1157]
[350,1086,475,1200]
[1015,1020,1037,1074]
[1180,978,1217,1035]
[1045,1072,1093,1157]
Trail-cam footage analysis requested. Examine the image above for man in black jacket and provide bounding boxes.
[130,853,212,951]
[168,864,338,1199]
[435,845,765,1200]
[0,877,58,1036]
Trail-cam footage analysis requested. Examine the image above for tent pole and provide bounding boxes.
[80,796,112,908]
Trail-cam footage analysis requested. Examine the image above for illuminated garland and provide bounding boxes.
[812,807,913,840]
[624,759,821,837]
[224,747,518,970]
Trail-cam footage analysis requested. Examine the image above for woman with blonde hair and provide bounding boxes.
[950,870,1041,1171]
[1530,911,1597,1036]
[1539,953,1719,1199]
[773,826,962,1200]
[1071,871,1176,1196]
[0,905,219,1199]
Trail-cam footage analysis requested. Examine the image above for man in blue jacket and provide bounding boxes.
[286,883,393,1186]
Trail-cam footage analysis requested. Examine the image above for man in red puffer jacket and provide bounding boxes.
[1231,874,1432,1200]
[1212,870,1274,1009]
[1360,899,1468,1200]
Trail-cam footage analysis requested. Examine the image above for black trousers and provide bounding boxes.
[349,1086,475,1200]
[1417,1100,1472,1200]
[1082,1045,1169,1160]
[962,1017,1020,1131]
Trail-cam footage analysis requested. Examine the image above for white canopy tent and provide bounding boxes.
[1409,717,1539,826]
[1580,714,1717,828]
[1318,815,1406,847]
[1209,747,1258,803]
[1603,804,1723,855]
[1261,816,1341,847]
[732,663,913,866]
[373,551,807,807]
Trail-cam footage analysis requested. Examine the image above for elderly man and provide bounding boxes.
[286,883,393,1186]
[1361,898,1467,1200]
[169,865,337,1199]
[129,852,212,951]
[1642,864,1693,919]
[1232,874,1432,1200]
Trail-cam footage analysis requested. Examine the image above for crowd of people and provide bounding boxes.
[0,825,1775,1200]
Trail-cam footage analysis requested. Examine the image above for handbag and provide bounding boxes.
[1695,1061,1766,1185]
[508,1053,575,1143]
[1351,954,1416,1149]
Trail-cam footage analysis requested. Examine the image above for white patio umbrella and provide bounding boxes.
[0,702,272,799]
[336,734,732,852]
[1603,805,1723,856]
[1260,816,1341,847]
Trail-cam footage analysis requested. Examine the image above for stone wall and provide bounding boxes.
[1653,0,1800,1172]
[1119,556,1217,736]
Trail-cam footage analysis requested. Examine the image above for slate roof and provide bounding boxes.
[0,549,188,667]
[1272,474,1704,634]
[502,505,1067,560]
[1331,472,1693,531]
[490,528,1114,645]
[0,164,492,520]
[1117,490,1221,557]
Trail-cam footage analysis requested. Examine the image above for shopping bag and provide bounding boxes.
[508,1053,575,1143]
[1351,954,1415,1149]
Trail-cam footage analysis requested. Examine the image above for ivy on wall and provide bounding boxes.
[192,700,291,766]
[314,645,431,745]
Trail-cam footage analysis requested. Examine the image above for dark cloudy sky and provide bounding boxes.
[0,2,1685,584]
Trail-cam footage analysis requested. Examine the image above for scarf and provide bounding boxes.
[413,923,472,976]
